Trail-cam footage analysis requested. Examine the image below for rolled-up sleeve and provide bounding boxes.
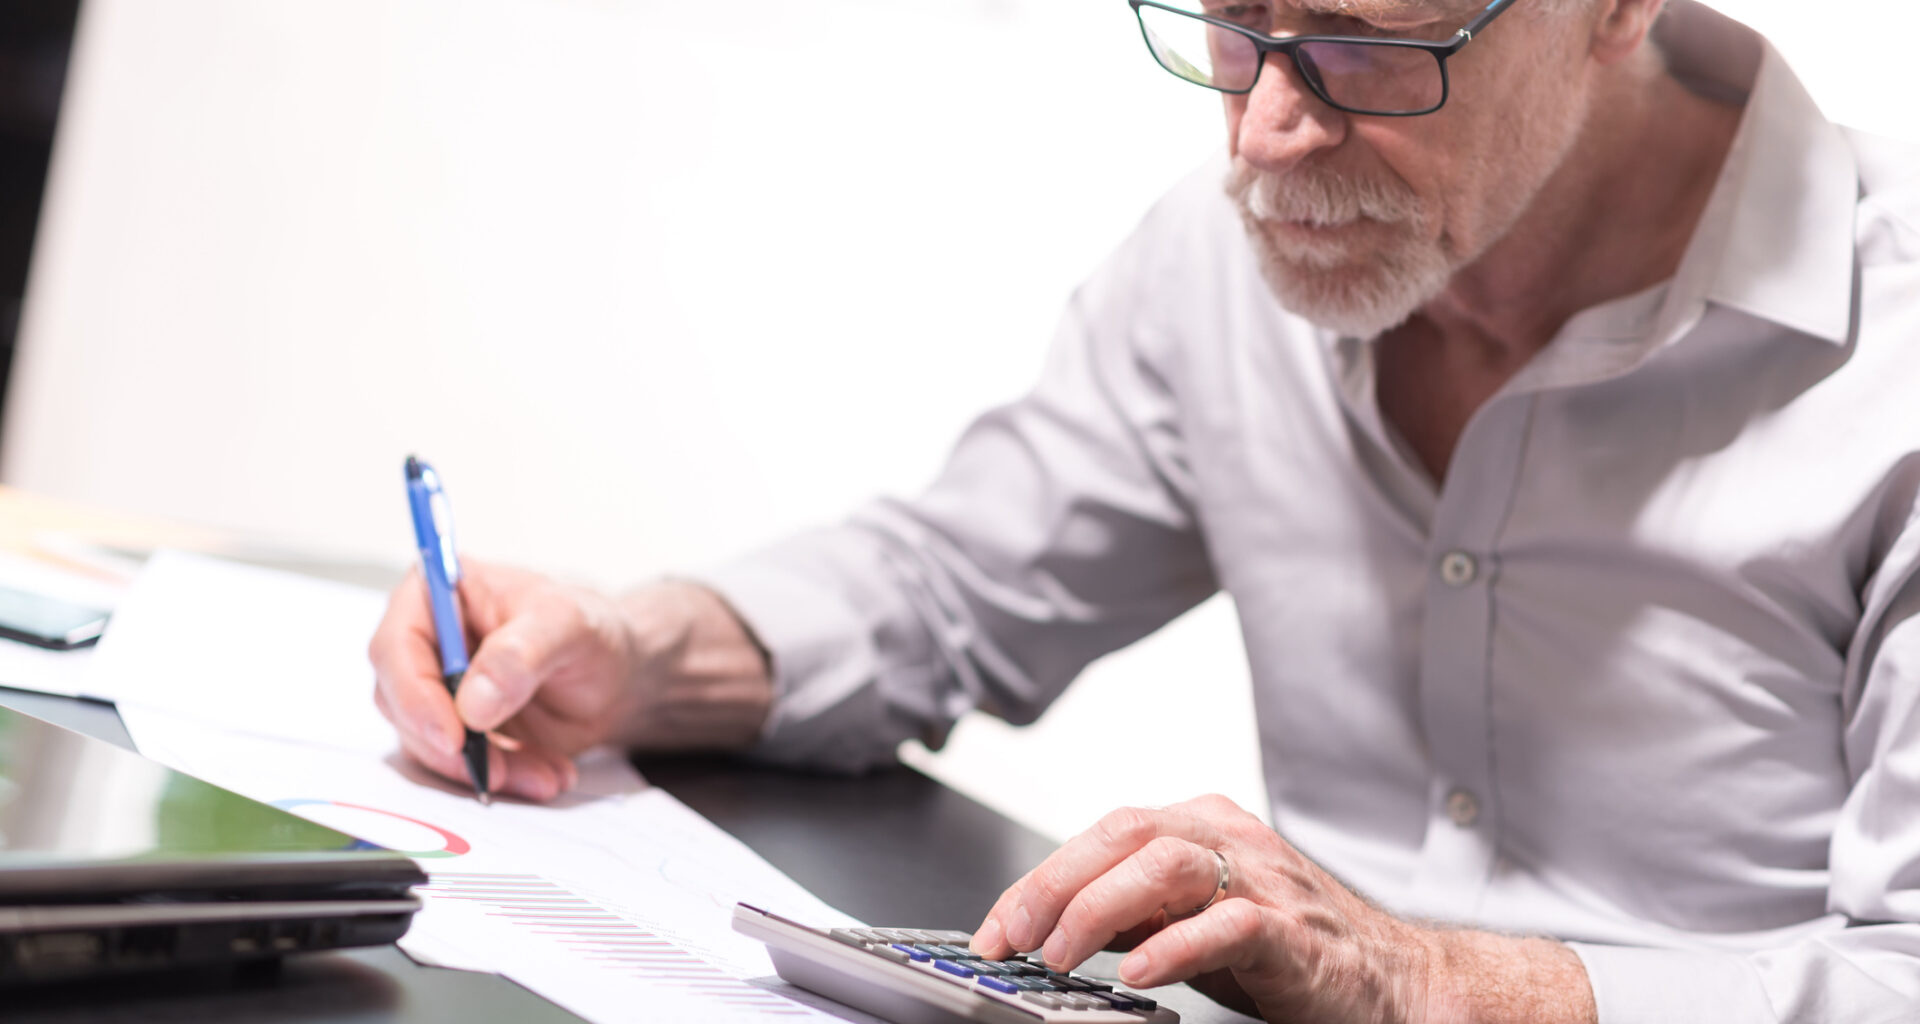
[1571,503,1920,1022]
[698,216,1218,773]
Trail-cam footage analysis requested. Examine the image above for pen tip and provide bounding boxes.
[479,791,492,806]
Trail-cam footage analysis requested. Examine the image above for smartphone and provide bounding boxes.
[0,584,112,650]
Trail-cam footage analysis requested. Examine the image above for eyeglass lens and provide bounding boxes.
[1137,5,1445,115]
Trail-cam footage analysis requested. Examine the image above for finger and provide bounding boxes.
[369,569,464,758]
[1005,805,1222,953]
[494,718,580,796]
[457,586,591,732]
[391,706,490,793]
[1038,836,1223,972]
[971,869,1036,958]
[1118,898,1271,990]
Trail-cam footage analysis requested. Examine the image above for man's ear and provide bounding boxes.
[1588,0,1665,65]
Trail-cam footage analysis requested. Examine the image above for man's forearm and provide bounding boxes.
[1422,928,1598,1024]
[615,581,774,752]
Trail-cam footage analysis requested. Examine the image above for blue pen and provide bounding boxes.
[404,456,491,804]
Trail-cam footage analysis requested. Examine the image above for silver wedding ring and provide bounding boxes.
[1189,849,1230,915]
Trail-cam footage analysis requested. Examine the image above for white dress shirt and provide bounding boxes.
[703,3,1920,1020]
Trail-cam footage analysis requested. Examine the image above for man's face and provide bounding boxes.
[1219,0,1595,336]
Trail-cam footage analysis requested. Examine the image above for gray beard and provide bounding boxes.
[1224,158,1453,338]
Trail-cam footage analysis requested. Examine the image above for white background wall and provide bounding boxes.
[4,0,1915,844]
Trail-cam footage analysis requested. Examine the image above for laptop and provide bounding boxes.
[0,704,425,986]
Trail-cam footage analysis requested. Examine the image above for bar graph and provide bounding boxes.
[419,871,818,1020]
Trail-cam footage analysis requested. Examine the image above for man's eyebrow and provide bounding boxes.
[1286,0,1473,21]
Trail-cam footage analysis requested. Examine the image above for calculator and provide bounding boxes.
[733,904,1179,1024]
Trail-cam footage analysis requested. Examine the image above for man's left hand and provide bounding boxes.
[969,793,1442,1024]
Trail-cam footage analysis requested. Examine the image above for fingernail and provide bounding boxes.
[971,917,1003,955]
[1041,932,1067,970]
[433,722,463,757]
[459,672,505,728]
[1120,950,1152,986]
[1006,906,1034,950]
[560,759,580,792]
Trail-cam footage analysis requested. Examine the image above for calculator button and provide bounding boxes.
[936,944,976,960]
[1022,992,1066,1010]
[932,959,976,980]
[976,976,1019,994]
[828,929,870,947]
[936,930,974,944]
[970,961,1005,976]
[870,945,912,964]
[1090,991,1136,1011]
[890,943,931,962]
[1117,991,1157,1011]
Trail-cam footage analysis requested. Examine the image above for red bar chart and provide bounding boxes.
[419,871,818,1020]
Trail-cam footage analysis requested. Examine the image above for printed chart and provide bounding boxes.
[417,871,822,1022]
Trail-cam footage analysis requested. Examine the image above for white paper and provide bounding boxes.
[120,700,861,1021]
[91,549,395,753]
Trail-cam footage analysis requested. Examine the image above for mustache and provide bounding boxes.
[1224,158,1420,227]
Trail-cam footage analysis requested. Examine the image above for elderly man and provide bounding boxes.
[370,0,1920,1020]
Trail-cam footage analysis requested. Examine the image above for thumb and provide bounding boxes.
[456,595,579,732]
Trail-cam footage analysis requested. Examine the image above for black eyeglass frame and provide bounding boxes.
[1129,0,1525,117]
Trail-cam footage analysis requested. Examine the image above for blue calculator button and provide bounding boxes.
[891,943,931,962]
[977,976,1019,994]
[933,959,976,979]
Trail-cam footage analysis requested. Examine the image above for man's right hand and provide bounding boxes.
[368,561,774,802]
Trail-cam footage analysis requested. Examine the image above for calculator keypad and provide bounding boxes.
[827,926,1159,1017]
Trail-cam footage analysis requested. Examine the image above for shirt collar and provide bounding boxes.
[1655,0,1858,347]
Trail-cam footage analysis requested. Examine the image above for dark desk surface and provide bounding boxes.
[0,686,1252,1023]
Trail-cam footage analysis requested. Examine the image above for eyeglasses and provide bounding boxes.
[1129,0,1523,117]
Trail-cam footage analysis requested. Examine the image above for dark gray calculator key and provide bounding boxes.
[970,961,1005,976]
[1119,991,1157,1011]
[1090,991,1137,1011]
[936,944,977,960]
[932,959,977,980]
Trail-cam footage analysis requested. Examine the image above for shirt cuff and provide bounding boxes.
[1569,942,1777,1023]
[693,553,906,773]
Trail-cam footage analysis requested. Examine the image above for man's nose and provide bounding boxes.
[1233,52,1347,172]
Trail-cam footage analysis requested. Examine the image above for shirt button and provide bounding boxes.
[1438,551,1478,586]
[1446,788,1480,828]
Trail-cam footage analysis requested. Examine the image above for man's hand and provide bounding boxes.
[368,561,773,802]
[969,794,1596,1024]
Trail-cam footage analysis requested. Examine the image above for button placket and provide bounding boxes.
[1406,396,1534,920]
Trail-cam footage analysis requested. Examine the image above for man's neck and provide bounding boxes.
[1411,66,1744,363]
[1372,63,1745,484]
